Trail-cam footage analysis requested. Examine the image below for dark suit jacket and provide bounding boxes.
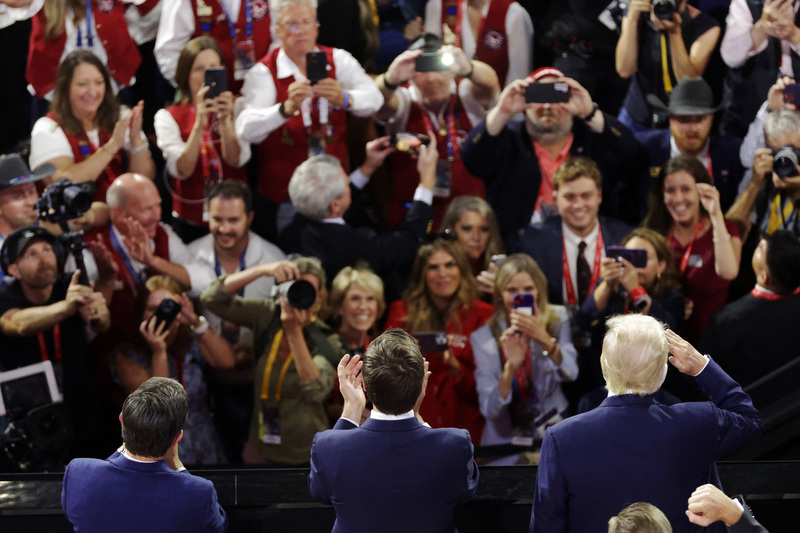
[635,130,744,216]
[461,113,647,237]
[529,358,762,533]
[309,416,479,533]
[280,200,432,300]
[730,496,769,533]
[698,292,800,391]
[509,216,633,305]
[62,451,228,533]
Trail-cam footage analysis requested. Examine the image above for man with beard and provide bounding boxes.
[0,226,110,461]
[461,66,647,238]
[185,180,285,462]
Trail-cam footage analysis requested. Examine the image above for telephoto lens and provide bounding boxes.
[652,0,676,20]
[278,279,317,310]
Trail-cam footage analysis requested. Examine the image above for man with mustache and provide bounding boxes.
[461,66,647,238]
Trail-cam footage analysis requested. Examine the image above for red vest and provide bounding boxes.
[257,46,349,205]
[27,0,141,99]
[86,223,171,407]
[46,112,124,203]
[441,0,512,85]
[192,0,272,94]
[165,103,248,224]
[387,87,484,229]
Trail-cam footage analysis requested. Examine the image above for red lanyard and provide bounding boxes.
[452,0,486,50]
[420,95,458,162]
[669,220,703,277]
[196,110,222,182]
[37,324,62,362]
[706,153,713,182]
[751,286,800,300]
[562,227,604,306]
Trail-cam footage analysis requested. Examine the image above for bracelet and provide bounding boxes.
[127,142,149,155]
[583,102,600,122]
[192,315,210,336]
[712,233,731,243]
[342,91,350,110]
[461,61,475,79]
[542,337,558,357]
[628,285,648,302]
[383,73,401,91]
[278,101,292,119]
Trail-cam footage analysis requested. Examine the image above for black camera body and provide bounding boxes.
[2,403,73,472]
[35,177,95,223]
[278,279,317,310]
[772,145,800,178]
[153,298,181,331]
[652,0,677,20]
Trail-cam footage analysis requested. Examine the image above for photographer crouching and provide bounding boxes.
[0,226,111,471]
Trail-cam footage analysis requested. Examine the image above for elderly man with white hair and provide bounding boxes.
[530,314,762,533]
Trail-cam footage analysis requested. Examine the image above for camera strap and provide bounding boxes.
[260,329,293,402]
[37,324,62,362]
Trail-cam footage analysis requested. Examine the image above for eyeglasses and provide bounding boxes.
[278,19,320,33]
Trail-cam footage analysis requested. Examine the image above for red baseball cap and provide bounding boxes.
[528,67,565,82]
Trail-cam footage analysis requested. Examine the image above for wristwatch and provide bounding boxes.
[583,102,600,122]
[192,315,210,336]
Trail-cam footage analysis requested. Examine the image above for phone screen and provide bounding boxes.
[513,293,534,316]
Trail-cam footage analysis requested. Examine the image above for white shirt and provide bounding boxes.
[424,0,533,87]
[235,47,383,144]
[29,107,147,170]
[185,230,285,345]
[125,1,162,45]
[0,1,37,30]
[154,107,252,180]
[721,0,800,76]
[379,80,486,134]
[561,220,603,304]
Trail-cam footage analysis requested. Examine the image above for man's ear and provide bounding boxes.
[119,412,123,426]
[758,269,770,289]
[172,430,184,447]
[7,263,19,278]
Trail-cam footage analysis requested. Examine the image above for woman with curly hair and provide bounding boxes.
[385,237,493,443]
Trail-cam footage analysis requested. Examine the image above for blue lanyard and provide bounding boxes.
[77,0,95,48]
[214,246,247,296]
[217,0,252,40]
[108,224,145,288]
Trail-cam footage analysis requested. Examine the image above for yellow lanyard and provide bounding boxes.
[660,33,673,94]
[767,194,795,234]
[260,329,294,402]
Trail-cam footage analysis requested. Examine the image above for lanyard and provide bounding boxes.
[214,246,247,296]
[77,0,95,48]
[751,286,800,300]
[78,137,118,187]
[260,329,294,402]
[705,153,713,182]
[217,0,252,40]
[452,0,486,50]
[199,120,223,182]
[767,194,796,234]
[659,33,673,94]
[562,227,604,306]
[37,324,62,362]
[108,223,145,288]
[669,220,702,277]
[420,95,458,162]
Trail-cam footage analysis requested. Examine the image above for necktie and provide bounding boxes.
[577,241,591,305]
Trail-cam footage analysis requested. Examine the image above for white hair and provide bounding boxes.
[270,0,318,25]
[288,155,346,220]
[764,109,800,145]
[600,315,669,396]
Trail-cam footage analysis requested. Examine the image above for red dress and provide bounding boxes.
[668,219,740,344]
[385,299,493,445]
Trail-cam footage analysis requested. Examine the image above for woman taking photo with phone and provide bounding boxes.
[385,237,493,444]
[112,275,235,464]
[643,154,741,343]
[471,254,577,464]
[29,50,155,202]
[440,195,505,278]
[154,36,250,242]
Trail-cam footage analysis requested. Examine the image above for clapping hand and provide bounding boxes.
[337,354,366,422]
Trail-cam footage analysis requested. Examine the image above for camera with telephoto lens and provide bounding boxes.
[652,0,676,20]
[277,279,317,311]
[772,145,800,178]
[35,177,95,223]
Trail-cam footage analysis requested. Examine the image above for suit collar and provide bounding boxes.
[108,451,174,474]
[599,394,657,407]
[360,417,424,432]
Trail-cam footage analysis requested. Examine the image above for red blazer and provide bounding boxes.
[385,299,493,444]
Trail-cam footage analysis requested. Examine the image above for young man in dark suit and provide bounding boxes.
[308,329,480,533]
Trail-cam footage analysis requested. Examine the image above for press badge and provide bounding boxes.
[259,405,281,445]
[687,255,703,268]
[233,39,256,80]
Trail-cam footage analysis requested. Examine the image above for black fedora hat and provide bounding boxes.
[646,77,726,116]
[0,154,55,192]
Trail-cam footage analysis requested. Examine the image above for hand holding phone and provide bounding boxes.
[606,246,648,268]
[153,298,181,332]
[306,51,328,84]
[204,67,227,99]
[415,53,452,72]
[525,82,570,104]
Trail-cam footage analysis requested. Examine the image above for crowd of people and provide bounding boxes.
[2,0,800,530]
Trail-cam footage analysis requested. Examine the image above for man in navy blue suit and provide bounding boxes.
[308,329,480,533]
[529,315,762,533]
[638,77,744,218]
[61,377,228,533]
